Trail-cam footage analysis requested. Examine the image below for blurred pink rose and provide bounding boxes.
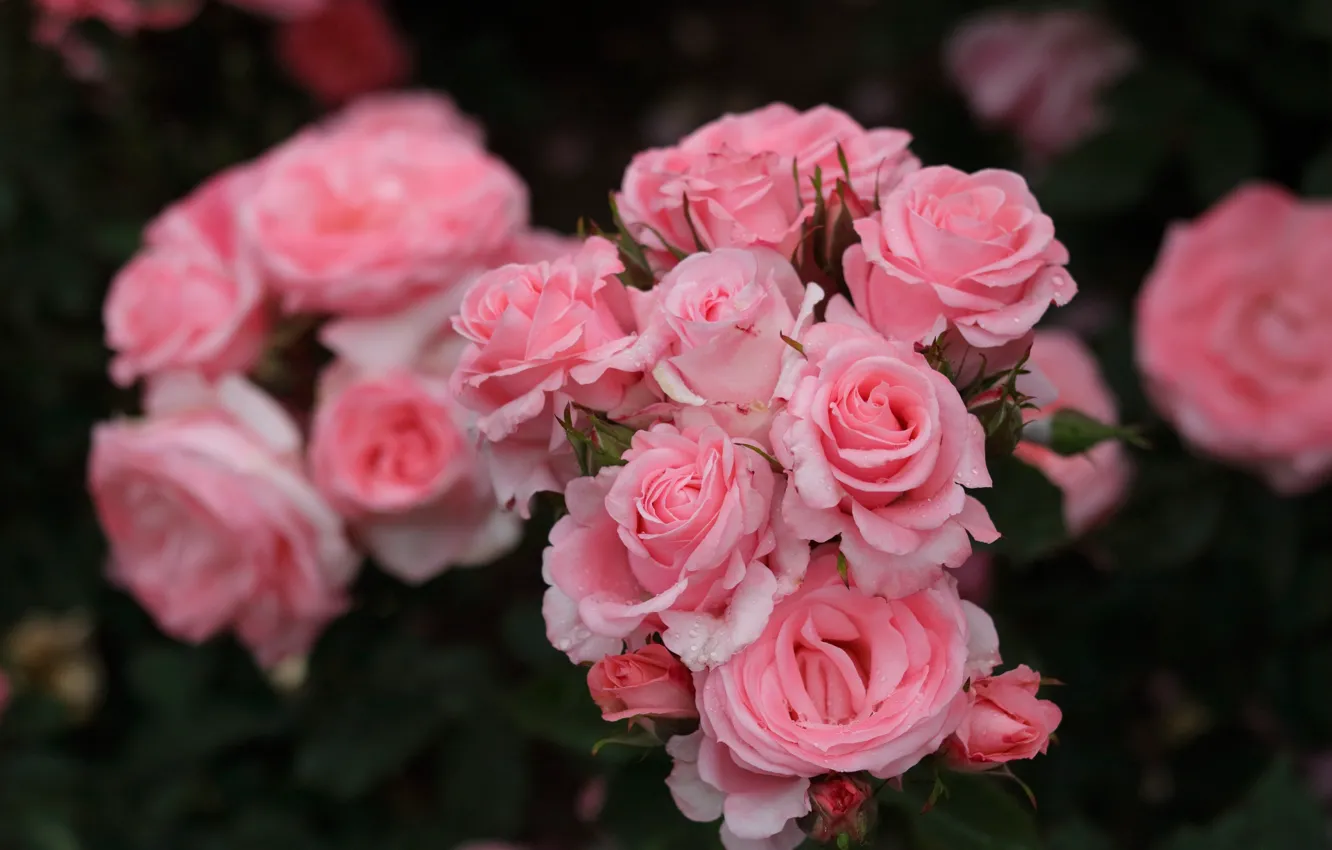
[627,247,810,440]
[586,644,698,722]
[667,549,997,847]
[771,307,997,599]
[946,10,1136,160]
[450,237,639,511]
[1137,184,1332,494]
[945,664,1062,770]
[617,103,918,259]
[309,368,518,583]
[224,0,325,19]
[324,91,483,145]
[32,0,197,45]
[543,422,808,669]
[106,165,270,387]
[1015,330,1131,535]
[845,166,1076,348]
[243,119,527,316]
[89,375,359,667]
[276,0,412,106]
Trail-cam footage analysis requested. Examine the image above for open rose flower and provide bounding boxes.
[243,118,527,316]
[587,644,698,722]
[627,247,816,444]
[88,375,359,667]
[309,368,518,583]
[680,103,919,205]
[771,307,997,598]
[450,236,639,511]
[105,164,269,387]
[617,104,918,260]
[666,549,998,848]
[945,664,1062,770]
[1015,329,1131,535]
[845,166,1076,348]
[542,421,808,670]
[946,10,1136,160]
[276,0,412,106]
[1137,184,1332,494]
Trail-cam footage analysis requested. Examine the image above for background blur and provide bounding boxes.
[3,0,1332,848]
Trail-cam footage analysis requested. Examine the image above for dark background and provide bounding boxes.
[2,0,1331,848]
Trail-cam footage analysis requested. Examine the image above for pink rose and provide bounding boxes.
[586,644,698,722]
[224,0,326,19]
[324,91,484,146]
[542,422,808,670]
[845,166,1077,348]
[680,103,919,205]
[88,375,359,667]
[309,368,518,583]
[667,549,998,846]
[627,247,813,441]
[105,165,270,388]
[802,775,876,844]
[617,103,918,260]
[945,664,1062,770]
[618,146,809,257]
[32,0,196,41]
[771,308,997,599]
[1015,330,1131,535]
[946,10,1136,160]
[276,0,412,106]
[1137,184,1332,493]
[450,236,639,510]
[243,119,527,316]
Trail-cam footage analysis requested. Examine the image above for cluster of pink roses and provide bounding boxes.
[445,102,1086,848]
[31,0,409,103]
[87,92,566,666]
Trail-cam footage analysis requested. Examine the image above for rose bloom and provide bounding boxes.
[666,548,998,848]
[276,0,412,106]
[845,166,1076,348]
[627,247,815,443]
[946,9,1136,160]
[326,90,484,146]
[771,306,997,599]
[1015,329,1131,535]
[945,664,1062,770]
[617,103,918,259]
[451,236,639,511]
[1137,184,1332,494]
[586,644,698,722]
[542,422,808,669]
[88,375,359,667]
[308,368,518,584]
[242,118,527,316]
[105,164,270,387]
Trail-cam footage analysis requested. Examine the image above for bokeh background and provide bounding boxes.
[3,0,1332,848]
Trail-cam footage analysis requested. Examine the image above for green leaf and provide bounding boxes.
[884,770,1041,850]
[592,726,661,756]
[737,441,784,473]
[1156,759,1324,850]
[975,454,1067,564]
[836,551,851,587]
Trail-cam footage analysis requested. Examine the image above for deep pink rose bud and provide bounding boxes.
[587,645,698,723]
[945,664,1062,770]
[799,774,876,844]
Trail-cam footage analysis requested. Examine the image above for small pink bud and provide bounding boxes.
[799,774,876,844]
[587,645,697,723]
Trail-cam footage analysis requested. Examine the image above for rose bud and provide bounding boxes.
[799,774,876,844]
[945,664,1062,770]
[587,645,698,723]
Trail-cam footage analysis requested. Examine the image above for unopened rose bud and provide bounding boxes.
[799,774,876,844]
[971,397,1027,458]
[945,664,1062,770]
[587,644,697,724]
